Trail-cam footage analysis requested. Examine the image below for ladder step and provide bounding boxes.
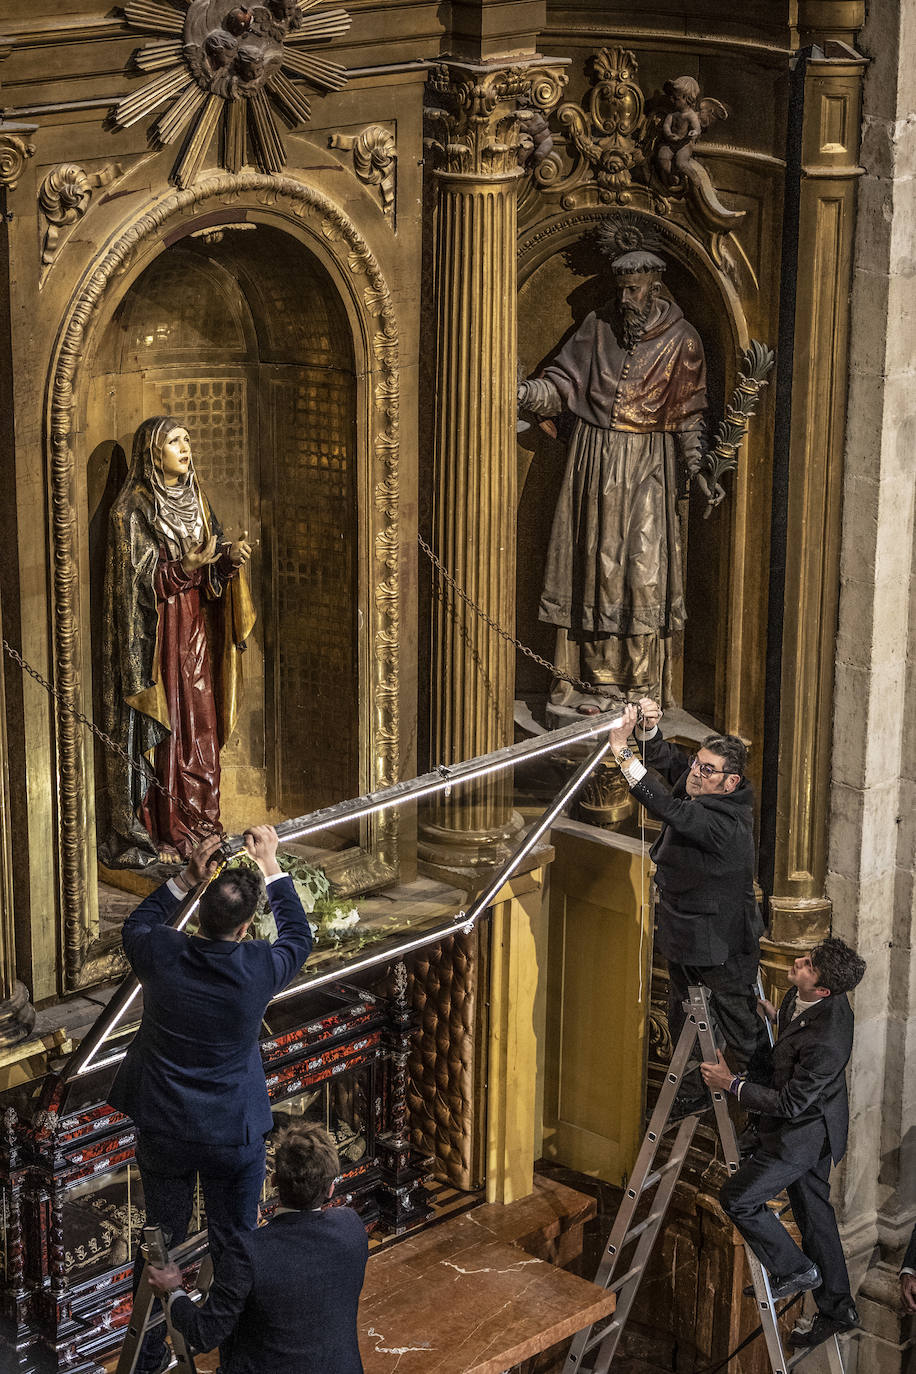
[622,1210,665,1244]
[583,1318,620,1354]
[607,1265,643,1295]
[641,1157,681,1192]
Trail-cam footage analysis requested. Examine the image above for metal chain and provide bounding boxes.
[419,534,607,697]
[1,637,220,839]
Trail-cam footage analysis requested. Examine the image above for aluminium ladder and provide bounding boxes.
[563,984,848,1374]
[116,1226,210,1373]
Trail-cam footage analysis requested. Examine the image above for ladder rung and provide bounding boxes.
[641,1157,681,1191]
[622,1210,665,1244]
[607,1265,643,1294]
[583,1318,620,1353]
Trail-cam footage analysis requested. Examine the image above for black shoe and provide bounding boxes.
[744,1262,821,1301]
[789,1307,859,1348]
[138,1349,171,1374]
[667,1091,711,1124]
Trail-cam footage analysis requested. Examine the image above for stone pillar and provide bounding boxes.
[766,45,865,947]
[826,0,916,1366]
[421,58,565,873]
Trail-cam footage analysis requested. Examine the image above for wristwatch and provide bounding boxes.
[615,745,635,765]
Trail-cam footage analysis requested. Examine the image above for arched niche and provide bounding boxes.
[516,208,749,724]
[46,177,401,990]
[88,229,358,833]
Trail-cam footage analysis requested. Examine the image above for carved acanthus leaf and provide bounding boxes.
[425,60,568,179]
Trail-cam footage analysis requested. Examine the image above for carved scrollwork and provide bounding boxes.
[544,48,646,204]
[39,163,121,273]
[524,50,745,242]
[329,124,397,220]
[47,172,400,986]
[0,127,36,191]
[425,60,568,179]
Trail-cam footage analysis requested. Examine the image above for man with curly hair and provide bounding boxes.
[701,936,867,1350]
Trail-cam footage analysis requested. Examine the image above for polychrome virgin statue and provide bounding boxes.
[99,417,255,868]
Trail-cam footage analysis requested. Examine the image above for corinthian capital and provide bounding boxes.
[425,57,568,179]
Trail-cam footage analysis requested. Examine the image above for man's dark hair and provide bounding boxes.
[811,936,867,996]
[275,1123,340,1209]
[198,868,264,939]
[701,732,747,777]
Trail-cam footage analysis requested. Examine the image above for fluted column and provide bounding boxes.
[0,588,34,1049]
[422,58,566,871]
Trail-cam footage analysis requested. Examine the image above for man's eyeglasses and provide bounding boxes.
[687,755,733,779]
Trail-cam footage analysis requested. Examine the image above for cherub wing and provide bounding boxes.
[697,97,728,130]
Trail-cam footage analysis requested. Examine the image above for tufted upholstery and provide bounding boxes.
[383,925,485,1190]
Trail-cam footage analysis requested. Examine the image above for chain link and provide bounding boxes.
[2,637,220,840]
[419,534,607,697]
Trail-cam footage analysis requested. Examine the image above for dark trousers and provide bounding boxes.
[667,959,768,1096]
[720,1142,853,1320]
[132,1131,265,1370]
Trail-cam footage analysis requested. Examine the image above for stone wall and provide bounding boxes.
[829,0,916,1366]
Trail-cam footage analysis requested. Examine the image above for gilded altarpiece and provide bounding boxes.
[0,5,425,999]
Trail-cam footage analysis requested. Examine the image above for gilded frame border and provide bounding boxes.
[46,172,400,991]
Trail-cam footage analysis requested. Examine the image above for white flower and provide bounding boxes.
[325,907,360,935]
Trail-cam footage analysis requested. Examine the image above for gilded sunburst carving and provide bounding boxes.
[113,0,351,186]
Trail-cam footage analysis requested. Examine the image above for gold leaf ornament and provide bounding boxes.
[113,0,352,187]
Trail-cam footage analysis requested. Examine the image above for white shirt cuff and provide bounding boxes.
[634,724,659,742]
[167,877,187,899]
[265,871,287,886]
[902,1267,916,1277]
[620,759,647,785]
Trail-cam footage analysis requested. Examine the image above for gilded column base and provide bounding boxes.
[418,810,525,879]
[760,895,832,1001]
[0,981,36,1051]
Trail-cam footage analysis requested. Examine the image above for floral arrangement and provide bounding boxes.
[228,850,362,947]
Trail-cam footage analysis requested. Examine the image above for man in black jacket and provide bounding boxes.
[610,700,766,1116]
[900,1224,916,1313]
[146,1122,368,1373]
[701,937,866,1350]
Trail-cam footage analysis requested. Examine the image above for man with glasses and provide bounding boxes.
[609,699,766,1119]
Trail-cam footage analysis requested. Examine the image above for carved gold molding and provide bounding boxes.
[38,162,122,278]
[425,58,568,180]
[0,124,36,190]
[113,0,351,186]
[46,172,400,989]
[329,125,397,220]
[522,49,745,253]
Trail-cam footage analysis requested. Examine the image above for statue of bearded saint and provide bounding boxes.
[518,250,720,710]
[99,418,256,868]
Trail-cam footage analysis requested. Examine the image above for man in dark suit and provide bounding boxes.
[610,700,766,1116]
[146,1122,368,1373]
[900,1223,916,1313]
[701,936,866,1350]
[110,824,312,1374]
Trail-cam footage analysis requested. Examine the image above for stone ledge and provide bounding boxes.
[359,1176,612,1373]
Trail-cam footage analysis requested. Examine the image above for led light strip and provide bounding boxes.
[69,716,624,1081]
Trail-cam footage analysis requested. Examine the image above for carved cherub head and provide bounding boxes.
[664,75,700,110]
[225,6,255,36]
[203,28,237,72]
